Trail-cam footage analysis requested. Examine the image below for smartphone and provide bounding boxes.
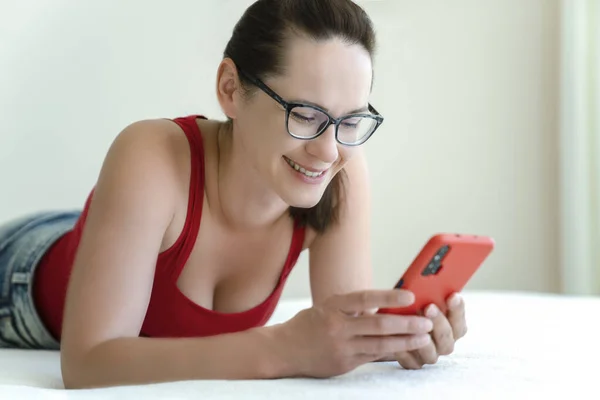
[377,233,495,316]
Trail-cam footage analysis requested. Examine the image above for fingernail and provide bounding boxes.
[426,304,438,318]
[449,294,462,308]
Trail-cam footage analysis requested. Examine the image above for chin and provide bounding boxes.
[281,191,325,209]
[277,180,330,209]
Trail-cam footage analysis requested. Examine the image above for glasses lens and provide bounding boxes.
[337,115,378,145]
[287,106,329,138]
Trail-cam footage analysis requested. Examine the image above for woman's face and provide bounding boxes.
[232,36,374,209]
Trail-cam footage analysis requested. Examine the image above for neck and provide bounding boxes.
[214,122,290,231]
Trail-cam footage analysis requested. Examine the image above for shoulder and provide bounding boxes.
[104,117,207,186]
[108,118,190,165]
[93,118,200,213]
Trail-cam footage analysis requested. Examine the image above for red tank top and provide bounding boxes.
[33,115,306,340]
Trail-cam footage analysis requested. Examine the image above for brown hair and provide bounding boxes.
[223,0,377,233]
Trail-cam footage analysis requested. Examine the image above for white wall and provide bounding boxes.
[0,0,560,298]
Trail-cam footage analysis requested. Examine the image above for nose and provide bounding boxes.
[305,124,339,164]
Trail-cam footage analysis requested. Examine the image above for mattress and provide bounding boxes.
[1,290,597,399]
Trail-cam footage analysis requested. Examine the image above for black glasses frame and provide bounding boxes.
[237,68,384,146]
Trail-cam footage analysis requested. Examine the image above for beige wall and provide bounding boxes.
[0,0,561,298]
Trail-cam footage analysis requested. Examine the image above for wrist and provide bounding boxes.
[253,323,300,379]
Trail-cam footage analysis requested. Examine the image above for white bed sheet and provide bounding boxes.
[1,290,598,399]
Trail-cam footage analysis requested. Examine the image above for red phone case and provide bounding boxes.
[378,233,494,316]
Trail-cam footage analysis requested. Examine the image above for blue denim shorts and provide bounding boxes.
[0,210,80,350]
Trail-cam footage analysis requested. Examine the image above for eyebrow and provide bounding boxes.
[292,99,369,115]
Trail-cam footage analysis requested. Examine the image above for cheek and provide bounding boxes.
[250,112,289,148]
[245,123,296,173]
[238,113,279,151]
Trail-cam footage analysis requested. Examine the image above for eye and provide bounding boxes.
[341,118,360,129]
[290,111,316,123]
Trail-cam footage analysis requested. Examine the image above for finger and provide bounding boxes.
[414,341,439,365]
[347,314,433,337]
[394,351,423,370]
[425,304,455,356]
[446,293,467,339]
[354,333,432,356]
[375,354,397,362]
[360,307,378,316]
[332,289,415,314]
[356,353,384,366]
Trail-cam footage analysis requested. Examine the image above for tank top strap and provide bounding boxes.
[280,219,306,280]
[160,115,207,278]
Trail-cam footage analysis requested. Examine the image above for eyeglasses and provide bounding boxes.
[237,68,384,146]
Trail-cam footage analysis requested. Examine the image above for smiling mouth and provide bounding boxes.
[283,156,327,178]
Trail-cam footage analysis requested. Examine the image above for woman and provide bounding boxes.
[0,0,467,389]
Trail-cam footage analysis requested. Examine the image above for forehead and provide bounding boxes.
[272,36,373,115]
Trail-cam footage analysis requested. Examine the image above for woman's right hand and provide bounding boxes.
[274,289,433,378]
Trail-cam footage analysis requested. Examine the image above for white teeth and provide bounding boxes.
[285,158,324,178]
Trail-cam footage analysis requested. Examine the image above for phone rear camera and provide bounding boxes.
[438,245,450,256]
[422,262,440,276]
[422,247,448,276]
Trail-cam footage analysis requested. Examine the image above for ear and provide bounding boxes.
[216,58,241,119]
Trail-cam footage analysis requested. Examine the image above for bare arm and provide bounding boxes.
[66,330,289,388]
[308,151,400,361]
[60,120,291,388]
[308,149,374,305]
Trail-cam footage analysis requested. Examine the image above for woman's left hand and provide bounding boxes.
[393,293,467,369]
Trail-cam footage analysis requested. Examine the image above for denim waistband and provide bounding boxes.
[1,211,80,349]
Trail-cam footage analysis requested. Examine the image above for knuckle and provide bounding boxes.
[408,317,426,332]
[400,359,421,370]
[455,324,467,339]
[407,336,422,350]
[373,316,389,334]
[438,341,455,355]
[420,355,435,365]
[403,336,419,352]
[437,327,453,341]
[424,349,439,364]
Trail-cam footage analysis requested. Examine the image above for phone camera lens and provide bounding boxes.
[438,245,449,256]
